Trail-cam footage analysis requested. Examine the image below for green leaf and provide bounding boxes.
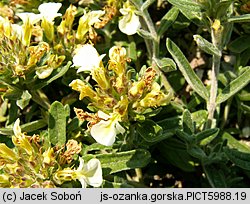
[224,147,250,170]
[141,0,156,11]
[195,128,219,146]
[228,35,250,53]
[167,0,202,12]
[193,35,221,56]
[182,109,194,134]
[0,119,47,135]
[222,132,250,153]
[154,57,177,73]
[82,149,151,175]
[157,137,196,172]
[102,180,134,188]
[191,109,208,129]
[137,119,167,143]
[136,29,153,39]
[127,41,137,61]
[216,67,250,104]
[166,38,209,100]
[228,14,250,23]
[203,164,227,187]
[30,62,71,90]
[157,6,179,36]
[176,129,194,143]
[187,145,207,159]
[48,101,67,146]
[16,90,32,110]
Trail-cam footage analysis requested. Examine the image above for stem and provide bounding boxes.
[206,28,222,128]
[129,0,174,93]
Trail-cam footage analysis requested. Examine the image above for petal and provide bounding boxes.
[87,10,105,26]
[90,120,116,146]
[118,13,140,35]
[84,159,103,187]
[13,118,21,137]
[78,178,87,188]
[97,111,110,120]
[36,67,53,79]
[77,157,85,171]
[73,44,100,73]
[115,121,125,135]
[38,3,62,22]
[16,12,41,24]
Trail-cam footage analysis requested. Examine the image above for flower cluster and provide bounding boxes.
[70,44,172,146]
[0,119,102,188]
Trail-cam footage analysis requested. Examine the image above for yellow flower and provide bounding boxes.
[118,1,140,35]
[76,10,105,41]
[69,79,98,100]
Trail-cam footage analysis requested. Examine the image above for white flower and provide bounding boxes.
[38,2,62,22]
[16,12,41,24]
[118,1,140,35]
[90,111,125,146]
[75,157,103,188]
[72,44,105,73]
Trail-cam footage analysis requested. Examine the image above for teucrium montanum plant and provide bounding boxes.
[70,44,172,146]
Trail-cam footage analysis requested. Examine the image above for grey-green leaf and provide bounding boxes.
[30,62,71,90]
[193,35,221,56]
[141,0,156,11]
[195,128,219,146]
[0,119,47,135]
[157,6,179,36]
[228,14,250,23]
[166,38,209,100]
[167,0,202,12]
[216,67,250,104]
[136,29,153,39]
[224,147,250,170]
[82,149,151,175]
[48,101,67,146]
[16,90,32,110]
[228,35,250,53]
[182,109,194,134]
[154,57,177,73]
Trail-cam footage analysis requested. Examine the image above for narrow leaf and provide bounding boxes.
[48,101,67,146]
[154,57,177,72]
[182,109,194,134]
[228,14,250,23]
[82,149,151,175]
[203,164,227,187]
[141,0,156,11]
[228,35,250,53]
[167,0,202,12]
[157,7,179,36]
[30,62,71,90]
[0,119,47,135]
[224,147,250,170]
[136,29,153,39]
[137,120,166,143]
[216,67,250,104]
[222,132,250,153]
[195,128,219,146]
[166,38,209,100]
[193,35,221,56]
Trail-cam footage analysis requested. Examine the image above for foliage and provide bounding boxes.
[0,0,250,188]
